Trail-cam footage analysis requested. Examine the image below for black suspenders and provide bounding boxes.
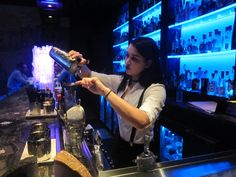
[129,87,147,146]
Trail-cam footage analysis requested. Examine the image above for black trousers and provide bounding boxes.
[111,134,156,169]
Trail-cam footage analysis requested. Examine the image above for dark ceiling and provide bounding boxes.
[0,0,127,21]
[0,0,126,10]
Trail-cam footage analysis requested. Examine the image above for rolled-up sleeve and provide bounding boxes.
[91,71,122,91]
[139,84,166,124]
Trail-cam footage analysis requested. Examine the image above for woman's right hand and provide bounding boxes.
[68,50,91,78]
[68,50,88,65]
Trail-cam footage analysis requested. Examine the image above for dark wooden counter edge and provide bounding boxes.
[163,98,236,126]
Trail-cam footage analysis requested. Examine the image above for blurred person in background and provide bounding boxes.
[7,62,30,93]
[0,63,8,99]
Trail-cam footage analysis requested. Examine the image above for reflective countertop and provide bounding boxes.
[99,149,236,177]
[0,88,62,177]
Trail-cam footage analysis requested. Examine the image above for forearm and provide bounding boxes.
[105,90,150,130]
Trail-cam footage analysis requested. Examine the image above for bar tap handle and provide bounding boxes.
[143,134,151,155]
[136,132,157,172]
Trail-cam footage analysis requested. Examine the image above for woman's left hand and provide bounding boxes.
[75,77,110,96]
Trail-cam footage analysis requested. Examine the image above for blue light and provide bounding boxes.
[142,29,161,42]
[132,1,162,20]
[179,13,235,44]
[167,161,232,177]
[113,21,129,32]
[168,50,236,59]
[169,3,236,29]
[170,50,236,79]
[37,0,63,10]
[113,41,129,49]
[113,60,126,73]
[160,125,183,161]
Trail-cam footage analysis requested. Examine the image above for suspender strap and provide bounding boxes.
[129,87,147,146]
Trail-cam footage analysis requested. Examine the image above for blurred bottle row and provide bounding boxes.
[133,14,161,37]
[174,0,234,23]
[171,25,233,55]
[136,0,159,15]
[174,65,235,98]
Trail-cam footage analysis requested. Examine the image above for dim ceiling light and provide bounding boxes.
[48,15,52,18]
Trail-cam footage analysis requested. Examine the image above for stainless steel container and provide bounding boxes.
[32,122,49,132]
[49,47,81,74]
[49,47,89,74]
[28,137,51,158]
[28,122,51,159]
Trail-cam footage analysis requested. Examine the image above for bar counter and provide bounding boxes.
[1,88,236,177]
[0,88,62,177]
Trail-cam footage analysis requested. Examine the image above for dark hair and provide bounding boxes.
[16,62,28,74]
[117,37,164,92]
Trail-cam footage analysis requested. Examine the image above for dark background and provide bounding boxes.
[0,0,126,119]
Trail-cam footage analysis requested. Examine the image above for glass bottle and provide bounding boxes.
[218,71,225,96]
[207,73,216,96]
[225,71,233,98]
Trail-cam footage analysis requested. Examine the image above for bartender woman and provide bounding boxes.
[70,37,166,168]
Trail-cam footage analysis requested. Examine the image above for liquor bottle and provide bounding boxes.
[207,73,216,96]
[196,67,203,80]
[192,72,200,91]
[186,70,193,91]
[207,32,213,52]
[214,70,220,95]
[199,34,208,53]
[212,29,218,52]
[201,70,209,94]
[196,67,203,90]
[224,25,232,51]
[218,71,226,96]
[190,35,195,54]
[225,71,233,98]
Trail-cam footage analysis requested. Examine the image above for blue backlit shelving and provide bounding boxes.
[112,2,129,74]
[160,125,183,161]
[112,40,128,73]
[167,1,236,99]
[132,1,162,47]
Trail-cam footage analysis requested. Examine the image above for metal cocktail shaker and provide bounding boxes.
[49,47,89,74]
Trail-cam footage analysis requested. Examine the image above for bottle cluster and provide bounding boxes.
[174,0,234,23]
[116,3,129,28]
[113,30,129,45]
[136,0,159,15]
[176,65,235,98]
[133,14,161,37]
[171,25,233,55]
[26,83,55,114]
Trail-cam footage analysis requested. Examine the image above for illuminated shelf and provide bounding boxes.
[168,3,236,29]
[113,59,125,64]
[112,59,126,73]
[142,29,161,41]
[113,21,129,32]
[168,50,236,59]
[113,41,129,49]
[132,1,161,20]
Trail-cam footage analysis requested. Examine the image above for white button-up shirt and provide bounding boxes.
[92,71,166,144]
